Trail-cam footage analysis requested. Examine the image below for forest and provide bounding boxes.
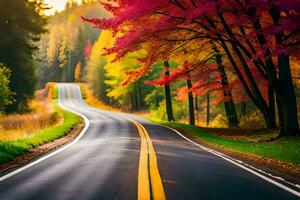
[0,0,299,136]
[34,0,300,137]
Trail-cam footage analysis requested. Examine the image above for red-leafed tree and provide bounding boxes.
[84,0,300,136]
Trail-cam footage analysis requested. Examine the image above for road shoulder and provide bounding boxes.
[159,122,300,185]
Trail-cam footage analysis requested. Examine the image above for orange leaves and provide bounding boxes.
[176,86,189,101]
[122,66,150,86]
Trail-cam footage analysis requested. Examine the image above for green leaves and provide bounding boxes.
[0,64,14,114]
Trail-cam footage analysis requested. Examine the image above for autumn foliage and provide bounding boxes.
[84,0,300,136]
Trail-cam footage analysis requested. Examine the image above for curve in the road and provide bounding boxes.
[0,83,299,200]
[0,85,90,183]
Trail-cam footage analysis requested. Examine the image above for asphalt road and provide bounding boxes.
[0,84,299,200]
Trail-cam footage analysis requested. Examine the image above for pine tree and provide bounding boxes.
[0,0,46,112]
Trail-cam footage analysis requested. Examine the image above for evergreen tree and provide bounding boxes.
[0,0,46,112]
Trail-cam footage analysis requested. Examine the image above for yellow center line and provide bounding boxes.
[138,123,166,200]
[136,124,151,200]
[66,84,165,200]
[127,119,166,200]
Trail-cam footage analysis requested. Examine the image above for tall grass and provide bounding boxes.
[0,86,61,141]
[0,113,60,141]
[0,100,81,164]
[0,83,82,164]
[45,82,58,100]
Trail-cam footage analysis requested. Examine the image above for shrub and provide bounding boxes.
[239,110,266,129]
[0,63,14,114]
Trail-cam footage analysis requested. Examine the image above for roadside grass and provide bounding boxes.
[45,82,57,100]
[193,127,279,142]
[0,84,82,165]
[79,85,87,99]
[52,84,58,99]
[0,87,60,141]
[0,112,60,141]
[156,120,300,166]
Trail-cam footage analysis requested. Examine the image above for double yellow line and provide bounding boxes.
[65,85,166,200]
[129,119,166,200]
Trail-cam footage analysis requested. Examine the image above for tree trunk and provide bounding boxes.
[206,92,210,127]
[68,48,75,82]
[137,79,143,108]
[262,108,277,129]
[218,16,276,128]
[164,61,175,121]
[224,101,239,127]
[276,55,299,136]
[216,54,239,127]
[270,8,299,136]
[244,9,278,129]
[195,96,199,124]
[195,96,199,111]
[186,79,195,125]
[204,16,276,128]
[202,15,273,127]
[130,92,136,111]
[134,83,139,110]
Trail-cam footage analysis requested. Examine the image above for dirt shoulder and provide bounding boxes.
[0,123,84,176]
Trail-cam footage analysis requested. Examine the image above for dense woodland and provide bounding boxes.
[85,0,300,137]
[35,1,106,87]
[1,0,300,138]
[0,0,46,113]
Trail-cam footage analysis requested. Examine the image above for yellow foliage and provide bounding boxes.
[87,30,145,105]
[74,62,82,82]
[78,83,118,111]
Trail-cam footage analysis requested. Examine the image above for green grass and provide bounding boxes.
[159,121,300,166]
[0,100,81,164]
[80,85,87,99]
[52,84,58,99]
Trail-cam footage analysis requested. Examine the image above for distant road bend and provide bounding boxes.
[0,84,299,200]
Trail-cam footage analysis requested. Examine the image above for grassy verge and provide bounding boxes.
[0,85,82,165]
[79,85,87,99]
[158,121,300,166]
[52,84,58,99]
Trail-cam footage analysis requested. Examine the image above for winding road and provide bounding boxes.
[0,83,299,200]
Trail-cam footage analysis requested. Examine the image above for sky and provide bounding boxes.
[44,0,81,15]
